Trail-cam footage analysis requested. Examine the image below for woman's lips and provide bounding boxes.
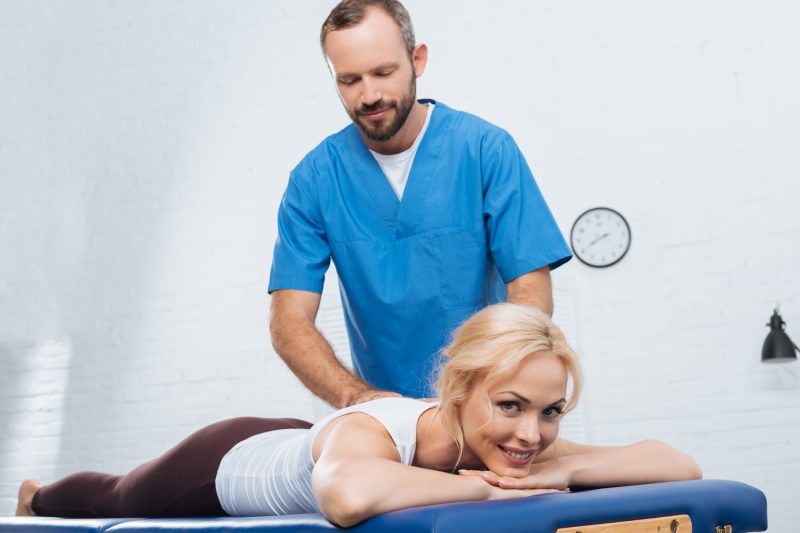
[498,445,534,465]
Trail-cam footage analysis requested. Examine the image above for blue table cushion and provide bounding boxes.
[0,517,133,532]
[0,479,767,533]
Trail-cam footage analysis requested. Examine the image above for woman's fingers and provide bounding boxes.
[460,470,545,489]
[488,486,564,501]
[497,476,542,490]
[525,488,563,496]
[458,470,502,486]
[459,470,567,491]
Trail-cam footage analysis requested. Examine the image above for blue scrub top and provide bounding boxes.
[269,101,571,398]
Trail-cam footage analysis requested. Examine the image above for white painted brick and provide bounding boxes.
[1,1,798,530]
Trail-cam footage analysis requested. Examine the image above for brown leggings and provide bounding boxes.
[31,417,312,518]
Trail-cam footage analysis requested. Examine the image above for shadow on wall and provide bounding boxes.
[0,340,73,506]
[0,2,312,491]
[45,6,256,475]
[0,3,203,484]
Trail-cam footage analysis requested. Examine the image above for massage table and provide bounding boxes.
[0,480,767,532]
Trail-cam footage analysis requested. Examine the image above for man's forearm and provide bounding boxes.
[270,313,375,408]
[505,266,554,315]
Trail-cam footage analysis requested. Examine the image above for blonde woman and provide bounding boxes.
[17,304,701,527]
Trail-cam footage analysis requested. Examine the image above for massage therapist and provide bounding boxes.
[268,0,571,407]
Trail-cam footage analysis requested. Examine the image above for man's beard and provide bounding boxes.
[350,77,416,142]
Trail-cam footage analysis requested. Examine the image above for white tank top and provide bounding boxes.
[214,397,437,516]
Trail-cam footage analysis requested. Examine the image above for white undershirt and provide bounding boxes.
[370,103,434,200]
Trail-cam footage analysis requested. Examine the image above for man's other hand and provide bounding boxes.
[347,390,403,406]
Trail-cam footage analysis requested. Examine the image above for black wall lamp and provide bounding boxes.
[762,309,798,363]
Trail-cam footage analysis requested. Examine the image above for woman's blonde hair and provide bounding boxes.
[435,303,583,463]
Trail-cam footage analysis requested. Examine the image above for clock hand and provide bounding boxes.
[587,232,611,248]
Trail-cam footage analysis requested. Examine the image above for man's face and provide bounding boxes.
[323,8,420,142]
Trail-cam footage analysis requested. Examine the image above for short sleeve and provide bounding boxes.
[268,169,331,294]
[481,131,572,283]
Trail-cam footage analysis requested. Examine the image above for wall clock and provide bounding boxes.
[570,207,631,268]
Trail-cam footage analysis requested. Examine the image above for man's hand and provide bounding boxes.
[271,289,392,409]
[346,389,403,406]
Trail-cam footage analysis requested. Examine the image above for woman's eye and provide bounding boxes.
[542,407,563,419]
[498,401,521,413]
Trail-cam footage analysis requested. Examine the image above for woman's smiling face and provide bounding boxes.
[458,352,568,476]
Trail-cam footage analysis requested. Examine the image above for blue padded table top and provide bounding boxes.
[105,515,336,532]
[0,517,133,532]
[355,479,767,533]
[0,479,767,533]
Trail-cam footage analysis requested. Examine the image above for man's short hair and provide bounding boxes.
[320,0,416,58]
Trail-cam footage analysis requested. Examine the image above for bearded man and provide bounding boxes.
[269,0,571,407]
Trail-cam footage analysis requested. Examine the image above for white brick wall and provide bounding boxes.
[1,1,798,530]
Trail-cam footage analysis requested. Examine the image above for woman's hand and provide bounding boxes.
[484,484,563,500]
[459,457,572,491]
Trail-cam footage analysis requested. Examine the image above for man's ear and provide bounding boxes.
[412,43,428,78]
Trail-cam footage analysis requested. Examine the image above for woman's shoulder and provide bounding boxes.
[311,398,438,462]
[348,396,438,413]
[316,397,435,427]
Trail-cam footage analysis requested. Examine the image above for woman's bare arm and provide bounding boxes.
[464,437,702,491]
[554,438,702,487]
[312,414,551,527]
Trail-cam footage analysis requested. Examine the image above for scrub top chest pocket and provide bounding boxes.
[434,228,491,311]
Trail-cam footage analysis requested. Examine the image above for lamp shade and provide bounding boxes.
[761,309,798,363]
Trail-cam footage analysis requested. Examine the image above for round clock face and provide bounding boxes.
[570,207,631,267]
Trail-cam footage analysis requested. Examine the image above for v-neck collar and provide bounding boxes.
[344,99,449,239]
